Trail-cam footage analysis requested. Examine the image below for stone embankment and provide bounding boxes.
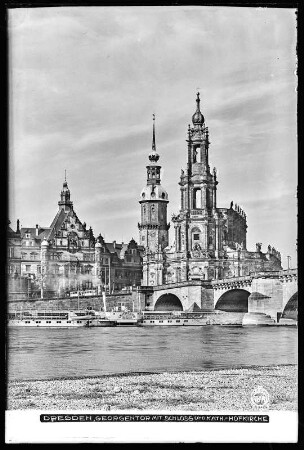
[8,365,297,411]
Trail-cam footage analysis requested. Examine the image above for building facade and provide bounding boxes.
[7,181,143,299]
[139,94,282,288]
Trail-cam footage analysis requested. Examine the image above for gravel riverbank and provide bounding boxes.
[7,364,297,411]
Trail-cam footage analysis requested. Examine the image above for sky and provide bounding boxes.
[8,6,297,269]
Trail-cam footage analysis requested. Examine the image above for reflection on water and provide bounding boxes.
[7,326,298,381]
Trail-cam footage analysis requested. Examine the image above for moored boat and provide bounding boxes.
[7,309,99,327]
[107,311,142,326]
[139,311,216,326]
[85,316,117,327]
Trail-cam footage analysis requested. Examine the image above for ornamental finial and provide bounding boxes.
[196,92,200,111]
[152,113,156,151]
[192,92,204,125]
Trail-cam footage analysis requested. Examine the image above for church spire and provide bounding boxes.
[152,113,156,151]
[148,114,159,164]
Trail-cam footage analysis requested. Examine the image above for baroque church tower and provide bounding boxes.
[171,93,247,281]
[139,93,282,290]
[138,115,170,285]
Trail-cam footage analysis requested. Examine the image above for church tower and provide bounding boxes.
[138,115,170,285]
[58,176,73,212]
[138,115,169,253]
[173,93,219,257]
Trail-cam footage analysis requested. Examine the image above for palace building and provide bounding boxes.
[7,181,143,299]
[138,94,282,289]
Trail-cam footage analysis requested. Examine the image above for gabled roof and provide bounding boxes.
[47,208,68,240]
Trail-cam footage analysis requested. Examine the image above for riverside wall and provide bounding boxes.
[7,292,140,312]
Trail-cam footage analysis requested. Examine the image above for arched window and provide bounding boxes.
[193,144,201,163]
[193,189,201,209]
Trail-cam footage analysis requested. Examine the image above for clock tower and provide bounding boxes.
[138,115,170,285]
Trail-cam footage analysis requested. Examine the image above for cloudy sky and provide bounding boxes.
[8,6,297,268]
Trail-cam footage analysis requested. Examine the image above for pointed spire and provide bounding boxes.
[196,92,200,111]
[152,113,156,151]
[148,113,159,164]
[63,169,68,189]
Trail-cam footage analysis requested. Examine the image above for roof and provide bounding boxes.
[20,227,51,241]
[106,242,123,256]
[47,208,68,240]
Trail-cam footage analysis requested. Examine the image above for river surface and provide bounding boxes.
[7,326,297,381]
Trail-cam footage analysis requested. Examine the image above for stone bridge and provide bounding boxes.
[139,269,298,322]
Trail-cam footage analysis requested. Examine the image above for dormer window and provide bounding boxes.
[25,233,31,238]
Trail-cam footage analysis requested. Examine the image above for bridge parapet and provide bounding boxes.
[212,275,253,290]
[250,269,297,279]
[139,280,210,292]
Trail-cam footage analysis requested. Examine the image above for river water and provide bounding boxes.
[7,326,297,381]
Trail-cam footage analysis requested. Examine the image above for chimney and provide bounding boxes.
[16,219,20,233]
[113,240,116,249]
[36,224,39,236]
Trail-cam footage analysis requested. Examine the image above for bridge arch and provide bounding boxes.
[154,293,183,311]
[282,292,298,320]
[215,289,250,312]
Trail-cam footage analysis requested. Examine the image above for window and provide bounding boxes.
[56,321,61,323]
[194,189,202,209]
[9,247,14,258]
[46,321,51,324]
[25,233,31,238]
[67,321,71,324]
[25,265,31,272]
[176,320,180,323]
[193,234,200,240]
[193,144,201,163]
[25,321,30,324]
